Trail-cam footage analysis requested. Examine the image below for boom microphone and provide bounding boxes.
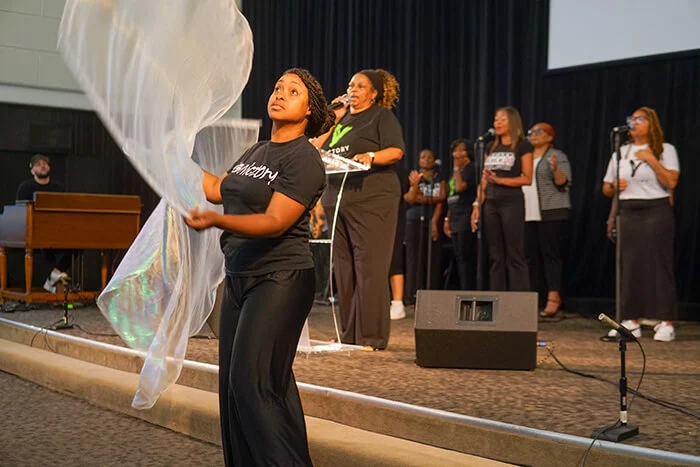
[612,122,635,133]
[477,128,496,141]
[598,313,638,340]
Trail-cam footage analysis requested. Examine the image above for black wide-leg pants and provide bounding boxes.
[322,171,400,349]
[218,268,315,467]
[482,196,530,291]
[451,229,477,291]
[525,220,565,295]
[404,220,442,303]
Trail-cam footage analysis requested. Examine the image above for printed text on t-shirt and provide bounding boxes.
[229,161,279,185]
[485,152,516,171]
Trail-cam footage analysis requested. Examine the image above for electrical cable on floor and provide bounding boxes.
[578,420,621,467]
[29,326,57,353]
[72,323,119,337]
[29,328,45,348]
[544,336,646,467]
[0,302,41,313]
[542,341,700,420]
[43,329,57,353]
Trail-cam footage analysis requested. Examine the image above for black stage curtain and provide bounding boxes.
[0,103,159,289]
[242,0,700,317]
[0,103,159,217]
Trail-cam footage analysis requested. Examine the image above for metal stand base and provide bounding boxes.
[591,423,639,442]
[52,320,74,331]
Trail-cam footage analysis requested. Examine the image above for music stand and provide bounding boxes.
[299,150,369,353]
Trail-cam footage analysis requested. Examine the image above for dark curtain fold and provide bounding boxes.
[0,104,160,289]
[0,104,160,218]
[242,0,700,317]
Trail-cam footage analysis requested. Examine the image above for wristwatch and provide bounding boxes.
[368,152,375,165]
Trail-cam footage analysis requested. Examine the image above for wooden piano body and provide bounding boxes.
[0,192,141,303]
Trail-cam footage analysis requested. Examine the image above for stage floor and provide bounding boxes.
[2,303,699,457]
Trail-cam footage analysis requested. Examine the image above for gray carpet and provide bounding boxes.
[0,370,223,467]
[2,303,699,457]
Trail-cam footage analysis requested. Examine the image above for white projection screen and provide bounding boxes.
[548,0,700,70]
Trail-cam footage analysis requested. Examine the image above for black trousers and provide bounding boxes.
[620,198,676,321]
[525,221,565,295]
[219,269,314,467]
[404,220,442,304]
[323,171,400,349]
[482,196,530,291]
[451,229,477,291]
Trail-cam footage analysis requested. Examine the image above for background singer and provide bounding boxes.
[602,106,679,342]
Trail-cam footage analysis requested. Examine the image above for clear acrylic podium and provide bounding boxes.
[296,150,369,353]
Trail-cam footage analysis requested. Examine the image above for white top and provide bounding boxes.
[603,143,679,200]
[522,156,542,221]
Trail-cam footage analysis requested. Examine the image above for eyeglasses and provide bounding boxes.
[626,116,648,125]
[527,128,545,136]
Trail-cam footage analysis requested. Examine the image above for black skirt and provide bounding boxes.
[619,198,676,321]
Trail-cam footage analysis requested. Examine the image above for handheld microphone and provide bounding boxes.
[612,122,635,133]
[477,128,495,141]
[598,313,638,340]
[329,95,350,110]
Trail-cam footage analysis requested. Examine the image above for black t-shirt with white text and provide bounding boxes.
[219,136,327,276]
[321,105,405,174]
[16,179,64,201]
[484,139,534,200]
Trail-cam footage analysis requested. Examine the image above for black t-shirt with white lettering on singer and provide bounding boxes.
[484,139,533,200]
[219,136,327,276]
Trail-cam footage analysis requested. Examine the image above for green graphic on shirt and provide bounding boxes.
[329,123,353,147]
[448,177,456,196]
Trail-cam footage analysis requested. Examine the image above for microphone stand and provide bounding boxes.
[52,277,74,330]
[591,330,639,441]
[613,131,623,323]
[425,171,434,290]
[475,139,486,290]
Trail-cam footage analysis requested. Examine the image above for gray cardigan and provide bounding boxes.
[534,147,572,221]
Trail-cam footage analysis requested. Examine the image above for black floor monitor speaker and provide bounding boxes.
[415,290,538,370]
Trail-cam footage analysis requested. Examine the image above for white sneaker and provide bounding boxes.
[390,300,406,320]
[49,268,70,284]
[43,268,69,293]
[653,322,675,342]
[43,277,57,293]
[607,320,642,339]
[49,268,62,283]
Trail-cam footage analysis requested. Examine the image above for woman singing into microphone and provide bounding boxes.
[471,107,533,291]
[602,107,679,342]
[313,69,405,350]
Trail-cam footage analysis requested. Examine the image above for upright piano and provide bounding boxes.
[0,192,141,303]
